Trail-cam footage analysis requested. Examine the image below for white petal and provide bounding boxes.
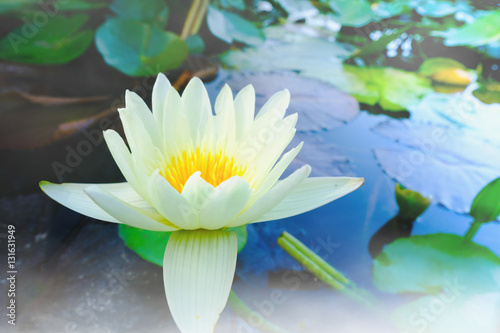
[119,107,157,164]
[103,129,146,197]
[152,73,172,125]
[164,230,237,333]
[234,84,255,141]
[123,90,161,146]
[181,172,215,223]
[252,142,303,199]
[198,176,252,229]
[182,77,212,144]
[39,181,167,226]
[148,170,198,230]
[214,84,236,146]
[251,113,298,174]
[162,87,190,150]
[255,177,364,222]
[238,111,297,166]
[227,165,311,227]
[85,185,177,231]
[255,89,289,120]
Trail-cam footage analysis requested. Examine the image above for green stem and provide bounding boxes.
[464,220,482,241]
[180,0,209,39]
[181,0,202,39]
[227,290,289,333]
[190,0,209,36]
[277,232,377,311]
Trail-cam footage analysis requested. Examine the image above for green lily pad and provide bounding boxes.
[343,65,433,111]
[419,57,475,86]
[95,18,188,77]
[119,225,248,266]
[0,14,93,64]
[419,57,467,76]
[328,0,379,27]
[0,0,107,14]
[470,177,500,223]
[374,233,500,294]
[373,119,500,214]
[110,0,169,27]
[185,34,205,54]
[220,26,431,111]
[414,0,472,18]
[207,5,265,46]
[374,233,500,333]
[433,10,500,47]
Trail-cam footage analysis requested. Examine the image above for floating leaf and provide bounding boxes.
[409,92,500,144]
[207,5,265,46]
[119,225,248,266]
[433,10,500,47]
[110,0,169,27]
[343,65,433,111]
[328,0,379,27]
[374,233,500,294]
[221,71,359,131]
[95,18,188,77]
[414,0,472,18]
[287,132,354,178]
[470,177,500,223]
[220,27,350,73]
[373,120,500,214]
[0,0,107,13]
[419,57,475,86]
[0,14,93,64]
[374,234,500,333]
[185,34,205,54]
[219,0,246,11]
[221,26,431,111]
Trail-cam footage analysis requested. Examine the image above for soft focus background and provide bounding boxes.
[1,0,500,332]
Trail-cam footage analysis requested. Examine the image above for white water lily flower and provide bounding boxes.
[40,74,364,333]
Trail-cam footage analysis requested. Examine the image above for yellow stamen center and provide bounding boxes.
[161,148,246,193]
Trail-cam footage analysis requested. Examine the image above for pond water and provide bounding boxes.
[1,15,500,333]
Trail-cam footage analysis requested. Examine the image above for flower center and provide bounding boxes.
[161,148,246,193]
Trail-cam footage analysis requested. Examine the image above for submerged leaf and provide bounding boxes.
[0,92,117,150]
[473,81,500,104]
